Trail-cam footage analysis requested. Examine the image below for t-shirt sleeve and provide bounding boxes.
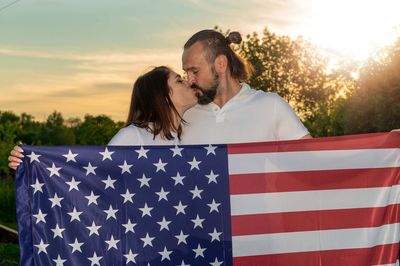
[108,126,140,145]
[273,93,309,140]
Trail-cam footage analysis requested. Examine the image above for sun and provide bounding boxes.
[301,0,400,61]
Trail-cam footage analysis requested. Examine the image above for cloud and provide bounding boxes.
[0,47,183,121]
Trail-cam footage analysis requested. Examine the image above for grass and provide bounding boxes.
[0,243,19,265]
[0,176,20,265]
[0,176,17,230]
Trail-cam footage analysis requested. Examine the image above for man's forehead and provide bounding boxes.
[182,45,206,70]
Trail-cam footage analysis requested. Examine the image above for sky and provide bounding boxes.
[1,0,399,122]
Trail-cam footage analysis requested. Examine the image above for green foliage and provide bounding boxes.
[0,112,19,177]
[344,38,400,134]
[75,115,122,145]
[0,177,16,229]
[40,111,76,145]
[231,27,356,137]
[0,243,19,265]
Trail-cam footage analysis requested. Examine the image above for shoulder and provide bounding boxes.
[108,125,142,145]
[241,84,284,104]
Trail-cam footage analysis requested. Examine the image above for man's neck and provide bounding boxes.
[213,78,242,107]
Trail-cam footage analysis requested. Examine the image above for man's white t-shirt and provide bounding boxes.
[181,83,309,144]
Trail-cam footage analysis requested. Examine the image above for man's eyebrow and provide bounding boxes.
[183,66,198,71]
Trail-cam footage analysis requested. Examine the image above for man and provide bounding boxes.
[180,29,311,144]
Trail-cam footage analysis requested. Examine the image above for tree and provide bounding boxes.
[0,112,19,177]
[41,111,76,145]
[231,27,355,136]
[75,115,121,145]
[344,38,400,133]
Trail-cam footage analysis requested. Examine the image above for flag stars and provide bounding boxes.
[52,255,66,266]
[141,233,155,247]
[178,261,190,266]
[31,179,44,194]
[207,199,221,213]
[33,209,47,224]
[85,191,100,206]
[122,219,137,234]
[34,239,49,254]
[83,162,97,176]
[68,207,83,222]
[206,170,219,184]
[209,228,222,242]
[51,224,65,239]
[158,246,172,261]
[27,151,41,163]
[170,145,183,157]
[47,163,62,177]
[139,203,153,217]
[157,217,171,231]
[124,249,138,264]
[49,193,64,208]
[104,205,118,220]
[68,238,84,253]
[63,149,78,162]
[193,244,206,258]
[175,230,189,245]
[137,174,151,188]
[171,172,185,186]
[190,186,203,199]
[118,160,133,174]
[99,147,114,161]
[191,214,205,229]
[105,235,120,250]
[102,175,117,189]
[174,201,188,215]
[88,252,102,266]
[86,221,101,236]
[210,257,224,266]
[204,144,217,155]
[135,146,149,159]
[188,157,201,170]
[66,177,81,191]
[155,187,170,201]
[120,189,135,204]
[153,158,167,172]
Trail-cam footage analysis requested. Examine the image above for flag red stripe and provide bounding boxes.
[228,132,400,154]
[229,168,400,194]
[232,204,400,235]
[233,243,399,266]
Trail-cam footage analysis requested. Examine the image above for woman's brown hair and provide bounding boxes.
[125,66,183,140]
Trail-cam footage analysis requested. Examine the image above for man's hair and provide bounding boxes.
[125,66,183,140]
[184,29,253,81]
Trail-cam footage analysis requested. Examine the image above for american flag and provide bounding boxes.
[15,132,400,265]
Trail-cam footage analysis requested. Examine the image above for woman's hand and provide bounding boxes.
[8,145,24,170]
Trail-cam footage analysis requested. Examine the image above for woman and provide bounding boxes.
[8,66,198,169]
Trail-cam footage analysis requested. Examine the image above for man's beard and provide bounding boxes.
[191,69,219,105]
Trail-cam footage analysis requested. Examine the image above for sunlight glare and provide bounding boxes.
[302,0,400,61]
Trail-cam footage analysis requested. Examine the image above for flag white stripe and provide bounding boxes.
[228,148,400,174]
[231,185,400,215]
[374,261,399,266]
[232,223,400,257]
